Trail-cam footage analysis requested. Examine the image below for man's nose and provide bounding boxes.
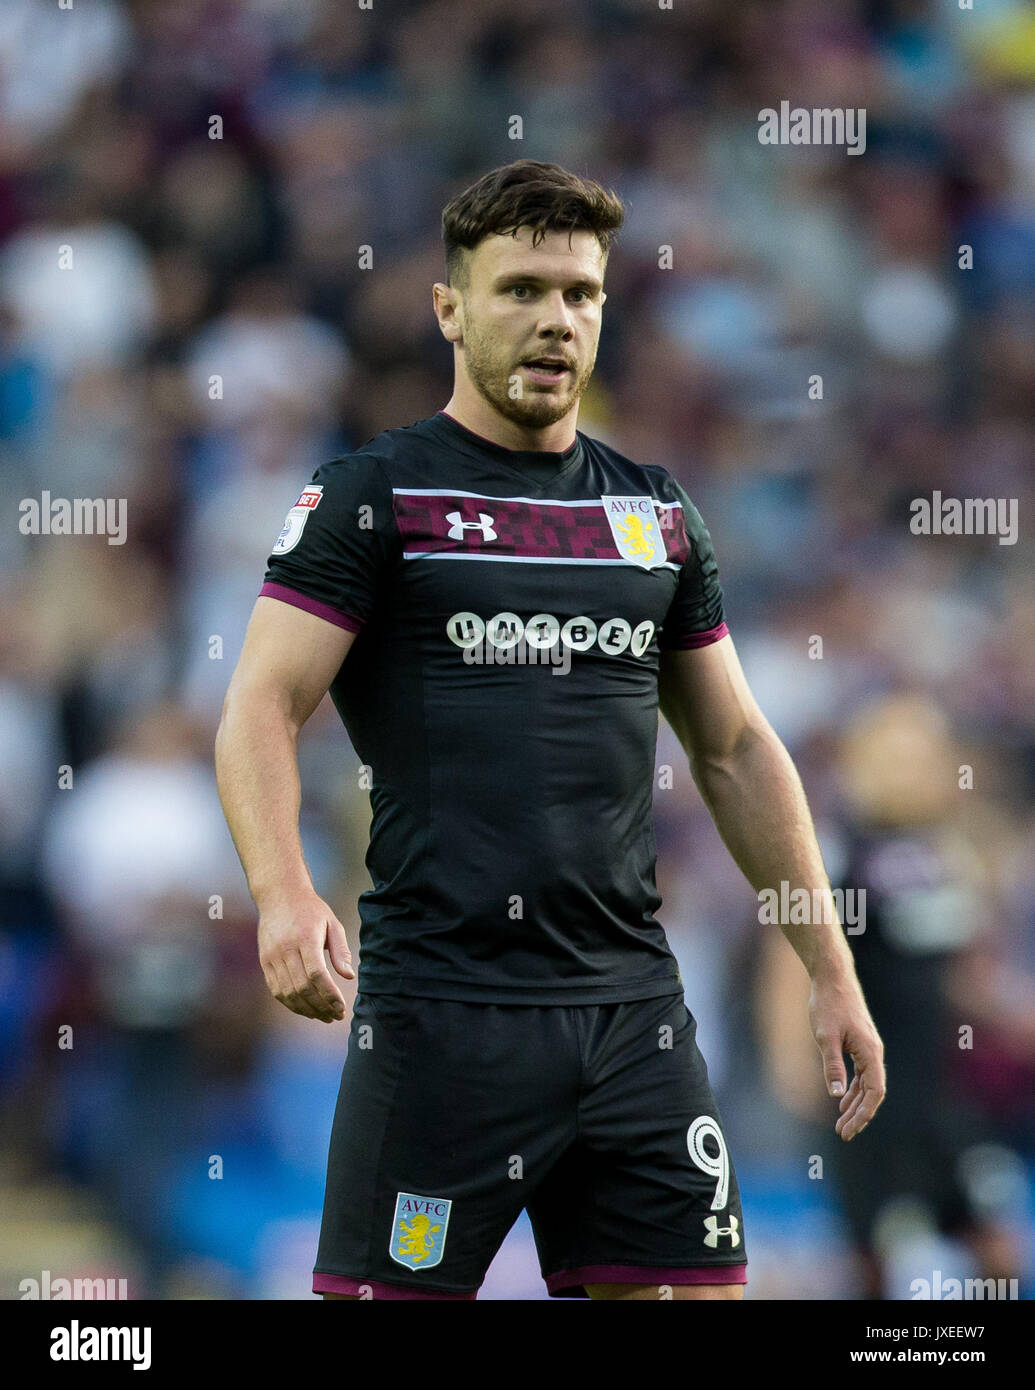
[537,293,575,337]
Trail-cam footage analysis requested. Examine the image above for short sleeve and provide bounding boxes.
[260,455,398,633]
[658,478,728,650]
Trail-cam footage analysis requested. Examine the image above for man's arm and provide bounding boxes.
[659,636,885,1140]
[215,595,357,1023]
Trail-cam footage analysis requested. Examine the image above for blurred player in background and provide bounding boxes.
[215,160,885,1301]
[760,693,1028,1298]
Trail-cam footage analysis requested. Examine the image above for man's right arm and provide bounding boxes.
[215,594,357,1023]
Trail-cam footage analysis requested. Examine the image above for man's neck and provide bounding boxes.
[441,391,578,454]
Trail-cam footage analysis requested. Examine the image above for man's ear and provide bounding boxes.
[433,282,463,343]
[600,291,607,305]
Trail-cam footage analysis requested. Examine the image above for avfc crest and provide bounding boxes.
[602,495,665,570]
[390,1191,452,1271]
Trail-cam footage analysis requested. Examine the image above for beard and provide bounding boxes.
[459,317,596,431]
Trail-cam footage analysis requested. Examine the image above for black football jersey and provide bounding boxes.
[261,410,728,1003]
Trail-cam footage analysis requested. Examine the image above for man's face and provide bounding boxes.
[448,227,606,430]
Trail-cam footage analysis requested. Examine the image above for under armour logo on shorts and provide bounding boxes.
[702,1214,740,1248]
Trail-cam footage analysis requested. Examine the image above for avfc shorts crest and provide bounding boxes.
[390,1192,452,1271]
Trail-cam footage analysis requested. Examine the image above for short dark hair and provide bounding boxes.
[442,160,625,291]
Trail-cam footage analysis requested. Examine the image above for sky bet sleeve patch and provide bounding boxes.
[262,455,400,630]
[272,484,323,555]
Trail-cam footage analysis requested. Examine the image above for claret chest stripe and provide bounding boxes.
[390,490,690,566]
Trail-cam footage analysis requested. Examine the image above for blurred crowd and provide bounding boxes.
[1,0,1033,1299]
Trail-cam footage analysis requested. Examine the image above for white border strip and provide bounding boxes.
[402,551,679,570]
[392,487,682,510]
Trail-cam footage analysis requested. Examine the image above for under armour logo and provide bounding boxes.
[445,510,497,543]
[702,1214,740,1249]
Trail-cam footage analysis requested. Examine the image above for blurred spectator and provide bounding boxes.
[758,695,1032,1298]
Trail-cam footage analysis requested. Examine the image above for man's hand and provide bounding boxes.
[808,970,886,1140]
[257,891,355,1022]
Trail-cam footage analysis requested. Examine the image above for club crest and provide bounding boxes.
[389,1191,452,1271]
[602,495,664,570]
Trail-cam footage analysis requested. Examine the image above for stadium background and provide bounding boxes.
[1,0,1033,1299]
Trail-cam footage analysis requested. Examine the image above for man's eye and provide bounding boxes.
[511,285,530,298]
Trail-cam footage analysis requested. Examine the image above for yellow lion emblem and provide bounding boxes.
[396,1213,441,1263]
[616,513,656,563]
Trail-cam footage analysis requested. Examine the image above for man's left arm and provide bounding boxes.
[659,635,885,1141]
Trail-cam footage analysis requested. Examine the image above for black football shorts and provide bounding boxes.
[313,991,747,1298]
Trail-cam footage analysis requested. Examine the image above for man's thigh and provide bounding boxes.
[313,993,579,1298]
[529,995,748,1299]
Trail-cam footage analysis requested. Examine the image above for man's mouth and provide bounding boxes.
[521,358,572,383]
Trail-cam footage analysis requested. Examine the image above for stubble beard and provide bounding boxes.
[460,319,596,431]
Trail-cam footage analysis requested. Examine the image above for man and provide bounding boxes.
[817,695,1018,1297]
[215,160,885,1301]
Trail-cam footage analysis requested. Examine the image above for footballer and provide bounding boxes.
[215,160,886,1301]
